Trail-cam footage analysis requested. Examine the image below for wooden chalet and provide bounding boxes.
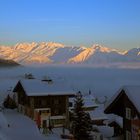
[13,79,75,128]
[104,85,140,140]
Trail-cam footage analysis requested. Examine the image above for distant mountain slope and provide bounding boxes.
[0,42,139,65]
[50,46,85,63]
[68,45,124,63]
[124,48,140,61]
[0,59,19,67]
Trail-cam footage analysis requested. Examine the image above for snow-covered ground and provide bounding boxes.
[1,109,47,140]
[0,109,67,140]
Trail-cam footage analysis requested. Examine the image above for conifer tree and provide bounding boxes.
[71,91,93,140]
[3,94,17,109]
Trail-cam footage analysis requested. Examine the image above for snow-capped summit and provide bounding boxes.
[92,44,112,52]
[92,44,123,54]
[0,42,139,64]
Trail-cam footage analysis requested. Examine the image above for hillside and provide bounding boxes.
[0,59,19,67]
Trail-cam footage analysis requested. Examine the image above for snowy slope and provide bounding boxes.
[50,46,85,63]
[0,110,47,140]
[0,42,139,64]
[0,109,66,140]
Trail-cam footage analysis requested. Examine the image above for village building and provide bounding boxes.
[13,79,75,128]
[104,85,140,140]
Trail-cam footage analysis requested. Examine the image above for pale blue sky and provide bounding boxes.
[0,0,140,50]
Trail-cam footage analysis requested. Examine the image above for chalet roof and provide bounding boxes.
[105,85,140,113]
[87,104,107,120]
[17,80,75,96]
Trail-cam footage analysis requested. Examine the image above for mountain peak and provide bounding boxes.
[46,42,64,47]
[38,42,64,48]
[92,44,114,53]
[92,44,102,49]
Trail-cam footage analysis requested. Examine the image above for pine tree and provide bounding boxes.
[71,91,93,140]
[3,94,17,109]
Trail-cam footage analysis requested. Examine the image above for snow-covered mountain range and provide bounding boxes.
[0,42,139,64]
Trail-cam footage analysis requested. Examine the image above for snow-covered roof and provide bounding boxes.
[83,95,98,108]
[105,85,140,113]
[87,104,107,120]
[18,80,75,96]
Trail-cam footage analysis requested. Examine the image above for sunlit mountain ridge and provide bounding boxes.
[0,42,139,64]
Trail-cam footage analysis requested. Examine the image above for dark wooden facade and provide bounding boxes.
[104,89,140,140]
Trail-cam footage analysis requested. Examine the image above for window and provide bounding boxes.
[69,102,73,107]
[126,108,131,120]
[126,130,131,140]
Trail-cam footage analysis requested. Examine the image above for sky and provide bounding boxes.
[0,0,140,50]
